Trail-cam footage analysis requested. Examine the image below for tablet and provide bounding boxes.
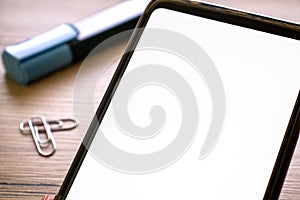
[56,0,300,199]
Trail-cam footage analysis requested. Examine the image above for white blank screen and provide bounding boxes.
[67,8,300,200]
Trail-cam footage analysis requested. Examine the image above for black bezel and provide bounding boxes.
[56,0,300,199]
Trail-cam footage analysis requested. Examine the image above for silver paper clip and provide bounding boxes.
[20,116,78,157]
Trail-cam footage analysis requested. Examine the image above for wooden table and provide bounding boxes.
[0,0,299,199]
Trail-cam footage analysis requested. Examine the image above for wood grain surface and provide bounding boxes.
[0,0,299,199]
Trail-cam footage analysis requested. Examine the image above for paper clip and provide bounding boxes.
[20,116,78,157]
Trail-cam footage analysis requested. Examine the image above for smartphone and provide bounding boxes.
[56,0,300,199]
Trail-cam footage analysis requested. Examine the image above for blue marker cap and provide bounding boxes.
[2,0,149,85]
[2,24,78,84]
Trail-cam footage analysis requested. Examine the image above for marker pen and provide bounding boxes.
[2,0,150,84]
